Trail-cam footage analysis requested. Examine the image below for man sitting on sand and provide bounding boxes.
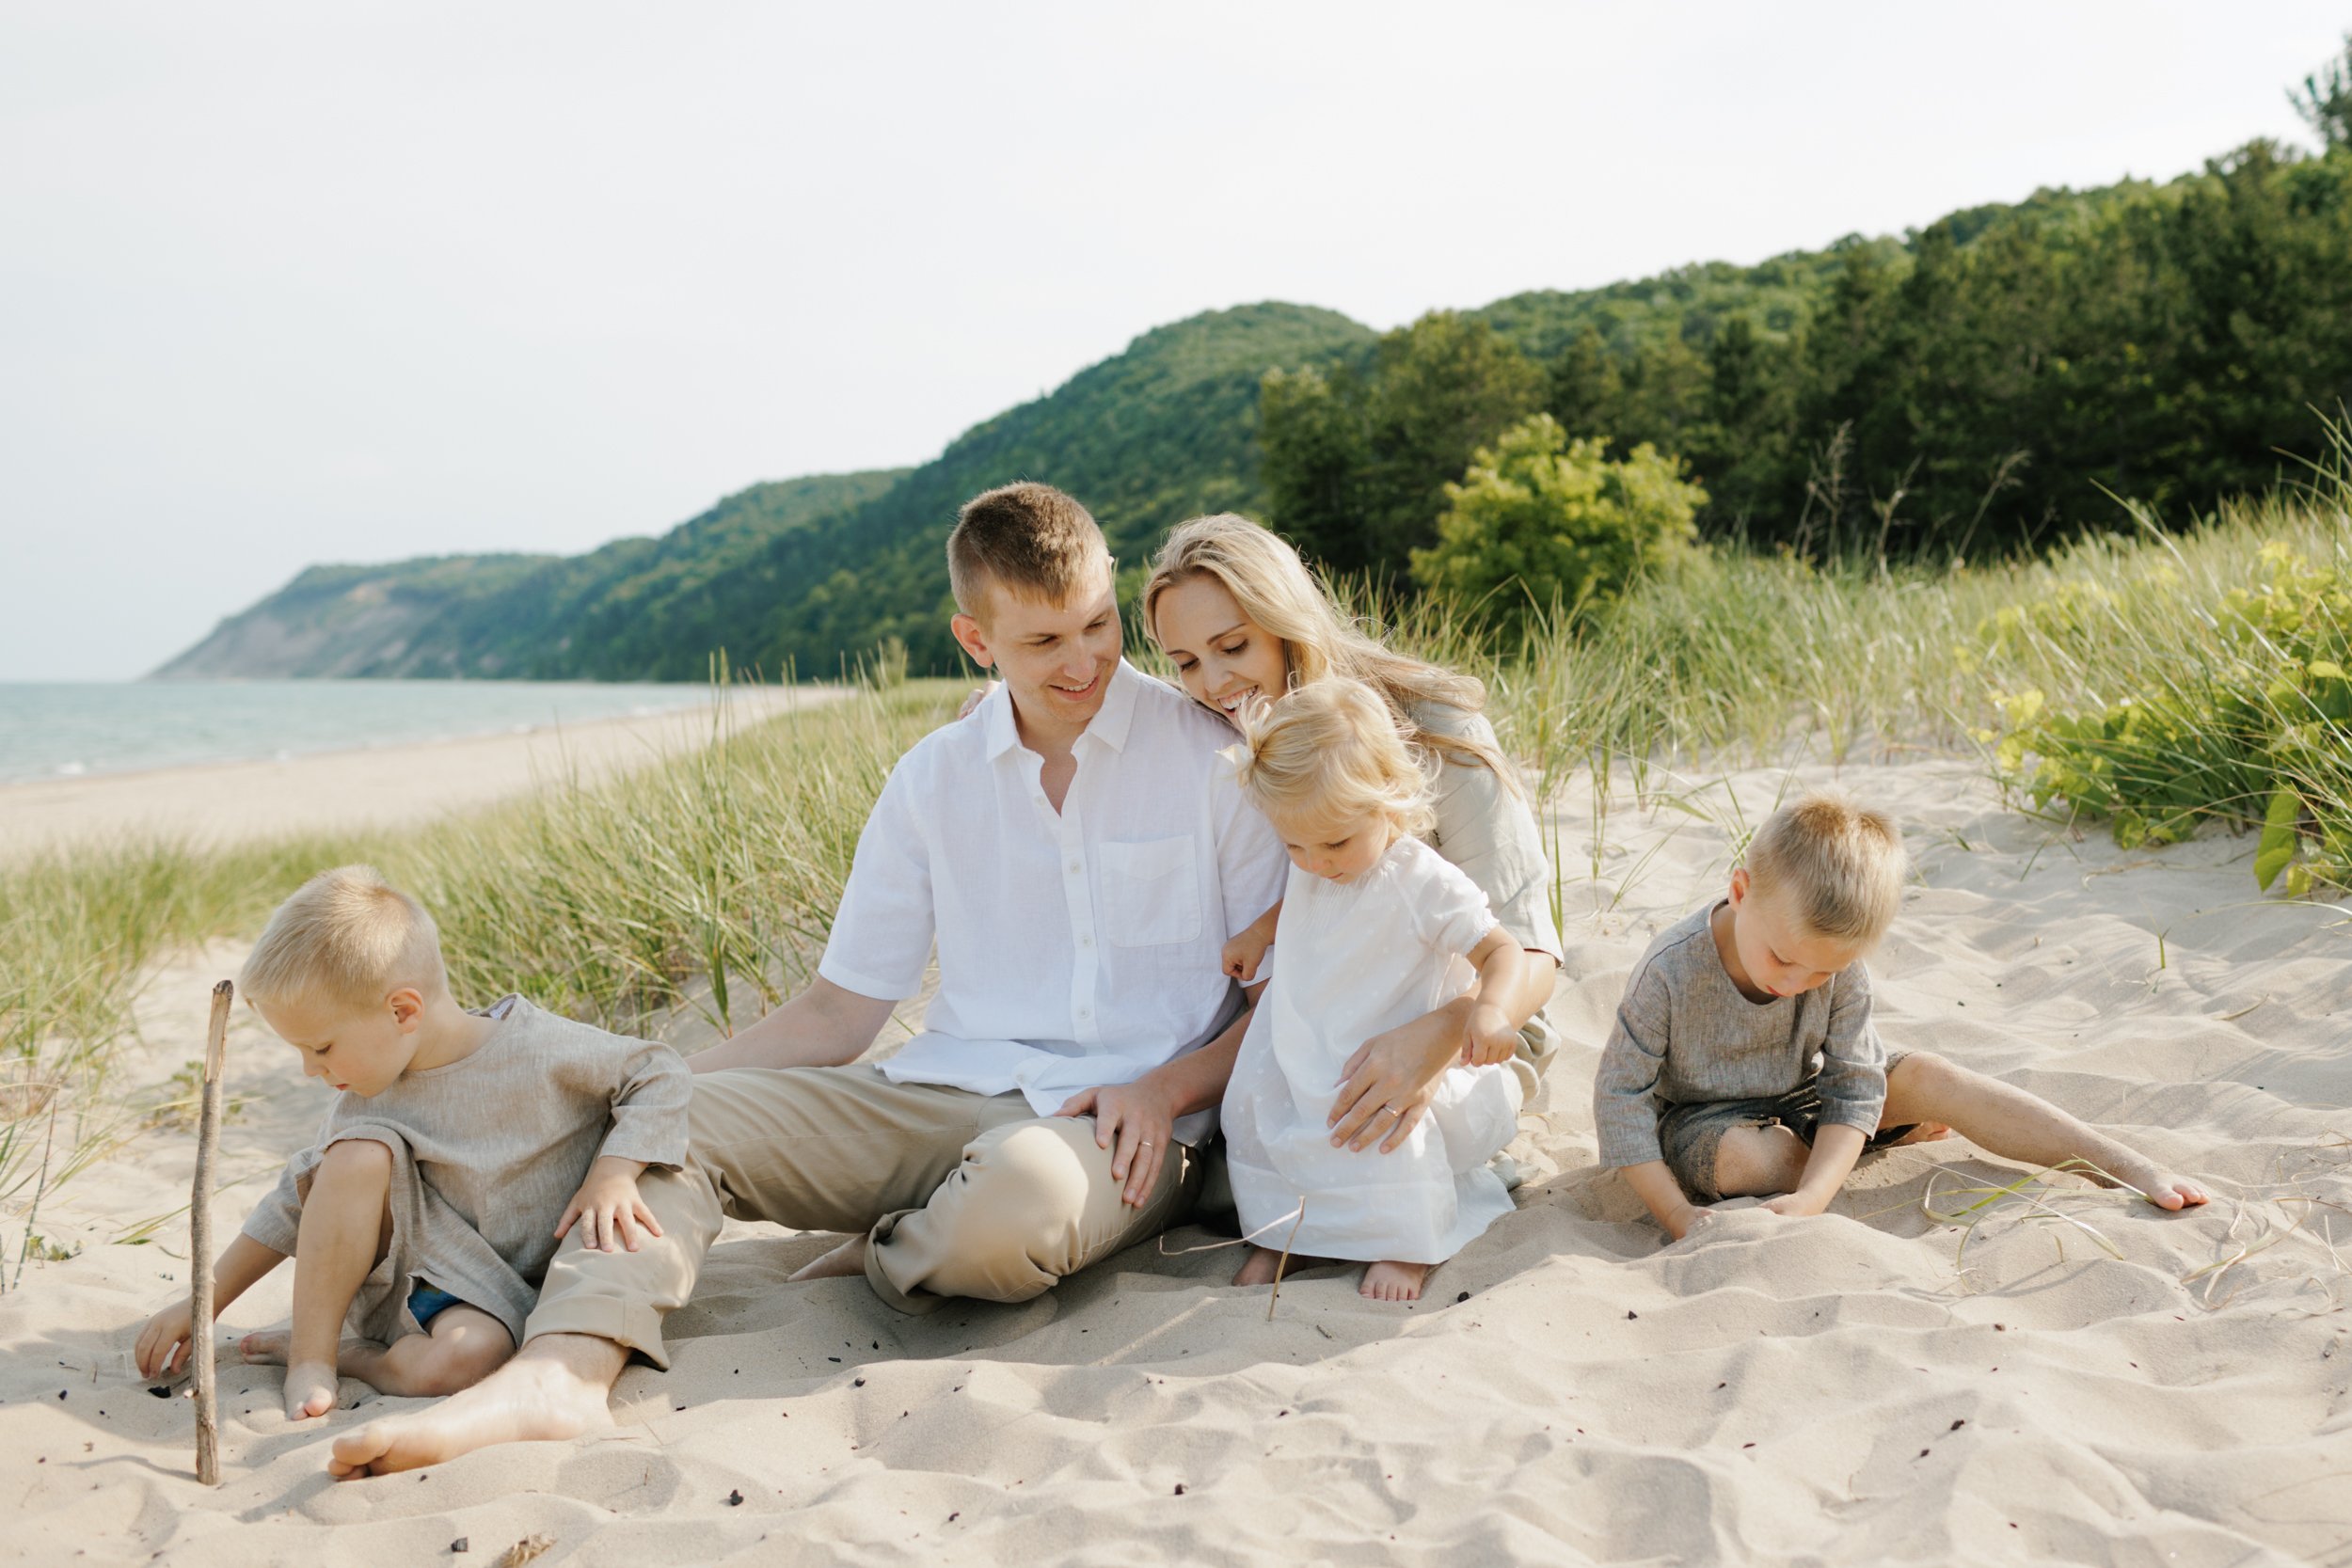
[323,481,1287,1478]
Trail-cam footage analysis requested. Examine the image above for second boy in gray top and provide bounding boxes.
[1592,901,1887,1173]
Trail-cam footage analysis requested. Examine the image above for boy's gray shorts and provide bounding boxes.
[1657,1052,1915,1204]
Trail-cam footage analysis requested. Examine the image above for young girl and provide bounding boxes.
[1220,678,1529,1302]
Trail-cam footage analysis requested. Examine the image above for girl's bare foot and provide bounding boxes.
[787,1235,869,1282]
[1359,1260,1430,1302]
[1232,1245,1341,1288]
[283,1361,341,1419]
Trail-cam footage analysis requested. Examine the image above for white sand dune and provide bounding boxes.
[4,755,2347,1565]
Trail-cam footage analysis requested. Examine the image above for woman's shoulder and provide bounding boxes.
[1405,696,1498,748]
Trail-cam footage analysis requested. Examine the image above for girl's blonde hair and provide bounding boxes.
[1232,678,1435,840]
[1142,514,1513,784]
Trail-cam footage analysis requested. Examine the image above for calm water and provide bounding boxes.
[0,681,724,784]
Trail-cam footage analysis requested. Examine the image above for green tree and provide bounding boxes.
[1409,413,1708,628]
[2293,32,2352,149]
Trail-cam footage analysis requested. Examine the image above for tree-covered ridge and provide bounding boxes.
[155,469,907,678]
[1268,141,2352,578]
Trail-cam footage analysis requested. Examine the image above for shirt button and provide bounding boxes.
[1079,935,1093,948]
[1077,1006,1091,1019]
[1067,860,1081,873]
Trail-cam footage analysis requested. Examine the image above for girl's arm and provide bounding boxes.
[1221,898,1282,982]
[1461,927,1528,1067]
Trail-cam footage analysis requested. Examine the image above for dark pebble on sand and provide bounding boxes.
[1626,1311,1638,1321]
[852,1378,865,1388]
[1456,1291,1470,1303]
[148,1387,170,1400]
[1173,1483,1185,1496]
[1950,1418,1966,1431]
[450,1539,469,1554]
[726,1489,743,1506]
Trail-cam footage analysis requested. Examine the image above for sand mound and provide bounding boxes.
[5,757,2347,1565]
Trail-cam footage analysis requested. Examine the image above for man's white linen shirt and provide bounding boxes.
[818,660,1287,1145]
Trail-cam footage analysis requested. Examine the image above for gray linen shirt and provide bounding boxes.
[1591,903,1887,1167]
[1413,700,1565,1102]
[242,994,691,1344]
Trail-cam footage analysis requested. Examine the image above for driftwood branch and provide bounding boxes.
[191,979,232,1485]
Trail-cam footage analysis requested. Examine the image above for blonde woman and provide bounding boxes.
[1219,679,1529,1300]
[1143,514,1564,1161]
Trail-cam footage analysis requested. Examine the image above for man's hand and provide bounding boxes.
[1056,1077,1178,1208]
[1327,1000,1466,1153]
[554,1156,664,1253]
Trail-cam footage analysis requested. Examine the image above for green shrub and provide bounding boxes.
[1409,414,1708,631]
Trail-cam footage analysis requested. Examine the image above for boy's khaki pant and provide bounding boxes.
[522,1065,1200,1367]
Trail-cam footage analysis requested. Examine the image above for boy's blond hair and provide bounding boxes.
[240,864,448,1011]
[1743,791,1906,943]
[1232,677,1435,838]
[946,482,1112,622]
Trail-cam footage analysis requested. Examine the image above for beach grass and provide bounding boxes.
[5,479,2350,1243]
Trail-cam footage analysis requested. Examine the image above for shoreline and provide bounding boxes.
[0,685,844,859]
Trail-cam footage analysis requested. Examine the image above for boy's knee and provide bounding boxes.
[1713,1123,1809,1197]
[313,1136,395,1187]
[1889,1051,1959,1096]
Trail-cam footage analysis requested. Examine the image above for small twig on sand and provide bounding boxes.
[192,979,232,1486]
[1267,1199,1309,1323]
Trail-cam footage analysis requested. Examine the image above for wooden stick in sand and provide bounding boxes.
[191,979,232,1486]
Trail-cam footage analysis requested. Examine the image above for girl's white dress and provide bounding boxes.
[1221,835,1523,1264]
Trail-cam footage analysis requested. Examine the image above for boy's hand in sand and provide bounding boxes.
[1222,927,1272,984]
[1464,1001,1518,1068]
[135,1299,197,1379]
[555,1156,663,1254]
[1759,1191,1830,1219]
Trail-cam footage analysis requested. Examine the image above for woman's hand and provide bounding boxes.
[956,680,1002,721]
[1326,999,1470,1153]
[1056,1075,1178,1207]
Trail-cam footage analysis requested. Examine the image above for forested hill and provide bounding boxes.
[159,125,2352,683]
[155,303,1375,681]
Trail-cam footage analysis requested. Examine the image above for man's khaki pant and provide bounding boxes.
[522,1065,1200,1366]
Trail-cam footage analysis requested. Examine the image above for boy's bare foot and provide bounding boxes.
[2095,1157,2209,1212]
[240,1328,291,1365]
[1359,1260,1430,1302]
[326,1342,616,1478]
[283,1361,341,1420]
[1889,1122,1953,1145]
[787,1235,869,1282]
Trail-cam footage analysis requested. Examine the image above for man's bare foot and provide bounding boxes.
[1232,1245,1341,1288]
[326,1344,616,1479]
[1359,1260,1430,1302]
[787,1235,869,1282]
[283,1361,341,1420]
[1890,1122,1954,1145]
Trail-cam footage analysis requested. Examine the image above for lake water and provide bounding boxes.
[0,681,728,784]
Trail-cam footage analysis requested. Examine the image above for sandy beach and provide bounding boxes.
[0,688,838,860]
[2,752,2347,1566]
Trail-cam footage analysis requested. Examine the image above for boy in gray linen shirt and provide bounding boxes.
[135,866,689,1420]
[1594,791,2209,1242]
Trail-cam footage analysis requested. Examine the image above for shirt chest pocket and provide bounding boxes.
[1098,835,1202,948]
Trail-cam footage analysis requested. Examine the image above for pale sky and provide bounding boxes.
[1,2,2342,681]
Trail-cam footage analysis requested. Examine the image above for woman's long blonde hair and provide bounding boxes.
[1142,513,1512,784]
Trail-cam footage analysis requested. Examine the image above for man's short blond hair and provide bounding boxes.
[240,864,448,1011]
[1744,790,1906,943]
[946,482,1112,622]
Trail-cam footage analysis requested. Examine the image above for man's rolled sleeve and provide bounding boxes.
[1592,964,1674,1167]
[1812,963,1889,1136]
[816,757,937,1002]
